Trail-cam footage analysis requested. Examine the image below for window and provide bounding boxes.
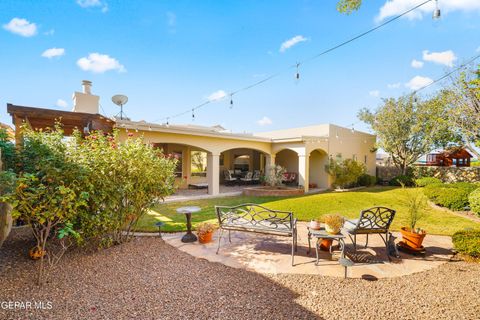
[191,151,207,177]
[352,154,357,161]
[364,155,367,164]
[335,153,342,162]
[173,151,183,178]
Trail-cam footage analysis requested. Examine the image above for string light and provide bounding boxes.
[152,0,436,125]
[192,108,195,121]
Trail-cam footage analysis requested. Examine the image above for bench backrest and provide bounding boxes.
[216,203,294,231]
[355,206,396,231]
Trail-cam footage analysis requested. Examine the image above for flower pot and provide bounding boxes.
[319,239,333,251]
[400,227,426,249]
[309,220,322,230]
[29,246,46,260]
[198,231,213,244]
[325,224,340,235]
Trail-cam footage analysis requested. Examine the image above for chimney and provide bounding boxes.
[82,80,92,94]
[72,80,100,114]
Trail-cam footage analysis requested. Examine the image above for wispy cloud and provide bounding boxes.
[207,90,227,101]
[376,0,480,22]
[279,35,308,53]
[3,18,37,37]
[422,50,457,67]
[167,11,176,27]
[42,48,65,59]
[77,53,126,73]
[257,116,272,126]
[387,82,401,89]
[56,99,68,108]
[411,59,424,69]
[477,46,480,52]
[43,29,55,36]
[77,0,108,13]
[369,90,380,98]
[405,75,433,90]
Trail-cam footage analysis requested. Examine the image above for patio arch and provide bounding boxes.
[309,148,329,189]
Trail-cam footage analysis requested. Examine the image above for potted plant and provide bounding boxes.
[308,218,322,230]
[400,186,427,249]
[323,214,344,235]
[196,222,216,244]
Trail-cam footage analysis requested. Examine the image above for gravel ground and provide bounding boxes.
[1,228,479,320]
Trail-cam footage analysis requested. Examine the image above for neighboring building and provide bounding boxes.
[7,80,377,195]
[425,147,473,167]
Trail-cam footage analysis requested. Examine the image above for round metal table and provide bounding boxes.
[176,206,201,243]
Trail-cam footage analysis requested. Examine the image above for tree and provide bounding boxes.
[437,65,480,158]
[337,0,362,14]
[359,95,456,175]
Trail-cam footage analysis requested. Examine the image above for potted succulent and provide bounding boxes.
[400,186,427,249]
[196,222,217,244]
[323,214,344,235]
[308,218,322,230]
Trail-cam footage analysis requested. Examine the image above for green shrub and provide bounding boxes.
[358,174,377,187]
[328,159,366,189]
[415,177,442,187]
[389,174,414,186]
[0,128,15,170]
[424,182,477,211]
[468,188,480,215]
[452,230,480,258]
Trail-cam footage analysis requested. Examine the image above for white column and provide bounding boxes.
[298,154,309,192]
[265,154,276,174]
[207,153,220,195]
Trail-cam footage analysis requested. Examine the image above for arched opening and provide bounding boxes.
[151,143,210,189]
[275,149,299,185]
[220,148,269,185]
[309,149,329,189]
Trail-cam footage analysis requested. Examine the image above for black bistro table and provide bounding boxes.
[177,206,201,243]
[307,227,346,266]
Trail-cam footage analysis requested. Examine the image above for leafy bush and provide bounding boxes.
[424,182,477,211]
[358,174,377,187]
[69,130,177,244]
[0,128,15,170]
[328,159,366,189]
[452,230,480,258]
[389,174,414,186]
[415,177,442,187]
[468,188,480,215]
[265,165,286,187]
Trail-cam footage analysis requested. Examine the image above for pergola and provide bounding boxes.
[7,103,114,146]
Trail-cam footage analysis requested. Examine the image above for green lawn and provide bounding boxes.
[136,186,480,236]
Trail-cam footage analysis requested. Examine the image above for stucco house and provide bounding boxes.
[7,81,376,195]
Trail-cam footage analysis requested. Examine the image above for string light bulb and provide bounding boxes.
[192,109,195,121]
[295,63,300,80]
[229,94,234,109]
[433,0,441,19]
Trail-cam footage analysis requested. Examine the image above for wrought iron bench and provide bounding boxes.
[343,206,396,259]
[215,204,297,265]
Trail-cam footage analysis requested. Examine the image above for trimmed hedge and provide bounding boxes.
[358,174,377,187]
[424,182,478,211]
[389,175,415,187]
[415,177,442,187]
[469,188,480,216]
[452,230,480,258]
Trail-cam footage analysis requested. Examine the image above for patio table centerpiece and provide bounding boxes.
[196,222,217,244]
[323,214,344,235]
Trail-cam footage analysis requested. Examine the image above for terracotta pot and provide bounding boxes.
[319,239,333,251]
[29,246,46,260]
[325,224,340,235]
[309,220,322,230]
[198,231,213,244]
[400,227,426,249]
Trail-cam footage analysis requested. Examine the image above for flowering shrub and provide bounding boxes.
[3,125,177,284]
[265,165,286,187]
[328,159,366,189]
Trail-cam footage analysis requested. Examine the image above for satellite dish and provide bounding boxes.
[112,94,128,120]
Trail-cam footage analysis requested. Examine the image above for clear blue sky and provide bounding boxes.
[0,0,479,133]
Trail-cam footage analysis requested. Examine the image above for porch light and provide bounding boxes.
[433,0,441,19]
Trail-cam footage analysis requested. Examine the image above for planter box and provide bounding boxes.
[243,186,304,197]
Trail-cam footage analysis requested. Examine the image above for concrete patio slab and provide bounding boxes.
[163,222,453,279]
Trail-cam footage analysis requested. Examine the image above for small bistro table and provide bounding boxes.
[307,227,346,266]
[176,206,201,243]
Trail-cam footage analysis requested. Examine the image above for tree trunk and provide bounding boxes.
[0,202,13,248]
